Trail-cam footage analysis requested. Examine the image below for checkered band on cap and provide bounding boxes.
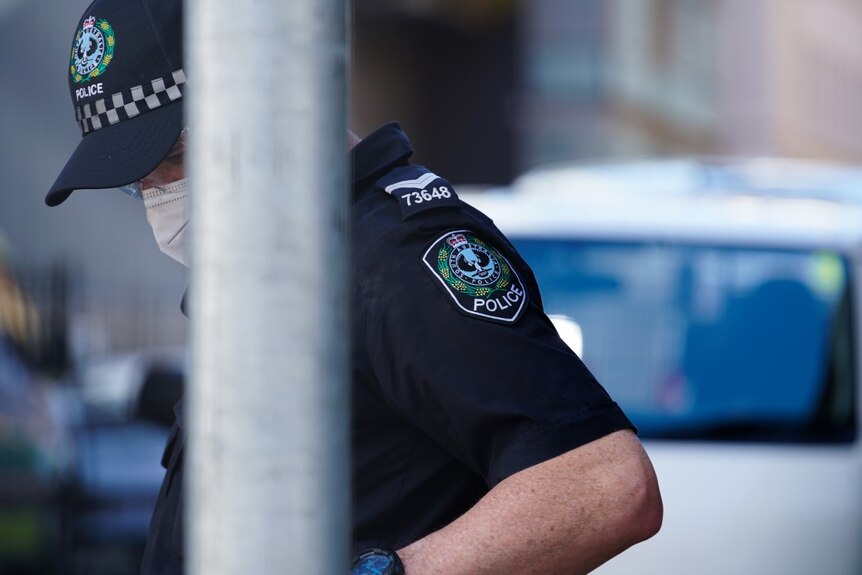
[75,69,186,135]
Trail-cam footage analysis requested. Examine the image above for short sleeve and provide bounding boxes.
[362,221,635,487]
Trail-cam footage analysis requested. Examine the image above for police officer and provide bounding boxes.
[48,1,662,574]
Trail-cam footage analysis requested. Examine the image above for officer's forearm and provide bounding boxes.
[396,430,662,575]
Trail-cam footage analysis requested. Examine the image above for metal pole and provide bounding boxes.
[186,0,349,573]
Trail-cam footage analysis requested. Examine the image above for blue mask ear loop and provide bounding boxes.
[117,127,189,201]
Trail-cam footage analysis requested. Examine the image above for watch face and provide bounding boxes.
[352,552,395,575]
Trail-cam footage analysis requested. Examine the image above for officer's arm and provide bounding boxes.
[397,429,662,575]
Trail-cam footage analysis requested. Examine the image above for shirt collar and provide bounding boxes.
[351,122,414,187]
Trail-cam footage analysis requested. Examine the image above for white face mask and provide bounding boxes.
[143,178,190,266]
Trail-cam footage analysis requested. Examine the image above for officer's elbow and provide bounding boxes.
[548,433,663,571]
[626,459,663,543]
[556,431,663,565]
[612,446,663,547]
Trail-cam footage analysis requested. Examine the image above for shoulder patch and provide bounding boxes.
[422,230,527,324]
[377,165,461,220]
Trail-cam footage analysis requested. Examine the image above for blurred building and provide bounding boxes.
[604,0,862,163]
[762,0,862,161]
[355,0,862,178]
[353,0,519,184]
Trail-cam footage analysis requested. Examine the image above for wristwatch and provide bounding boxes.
[351,548,405,575]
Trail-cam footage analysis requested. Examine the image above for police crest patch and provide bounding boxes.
[70,16,115,84]
[422,230,527,324]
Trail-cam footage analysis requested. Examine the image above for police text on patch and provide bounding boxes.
[473,284,525,313]
[76,83,104,101]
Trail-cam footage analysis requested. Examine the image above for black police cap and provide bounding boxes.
[46,0,186,207]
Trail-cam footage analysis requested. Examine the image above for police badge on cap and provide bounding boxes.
[71,16,115,85]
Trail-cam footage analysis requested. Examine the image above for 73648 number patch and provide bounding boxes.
[377,165,461,220]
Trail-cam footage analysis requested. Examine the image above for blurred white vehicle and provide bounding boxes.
[462,159,862,575]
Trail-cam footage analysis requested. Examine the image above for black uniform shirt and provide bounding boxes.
[350,123,635,552]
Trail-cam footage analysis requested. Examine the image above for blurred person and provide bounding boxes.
[46,1,662,574]
[0,234,66,575]
[0,234,37,411]
[0,234,43,431]
[0,234,39,361]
